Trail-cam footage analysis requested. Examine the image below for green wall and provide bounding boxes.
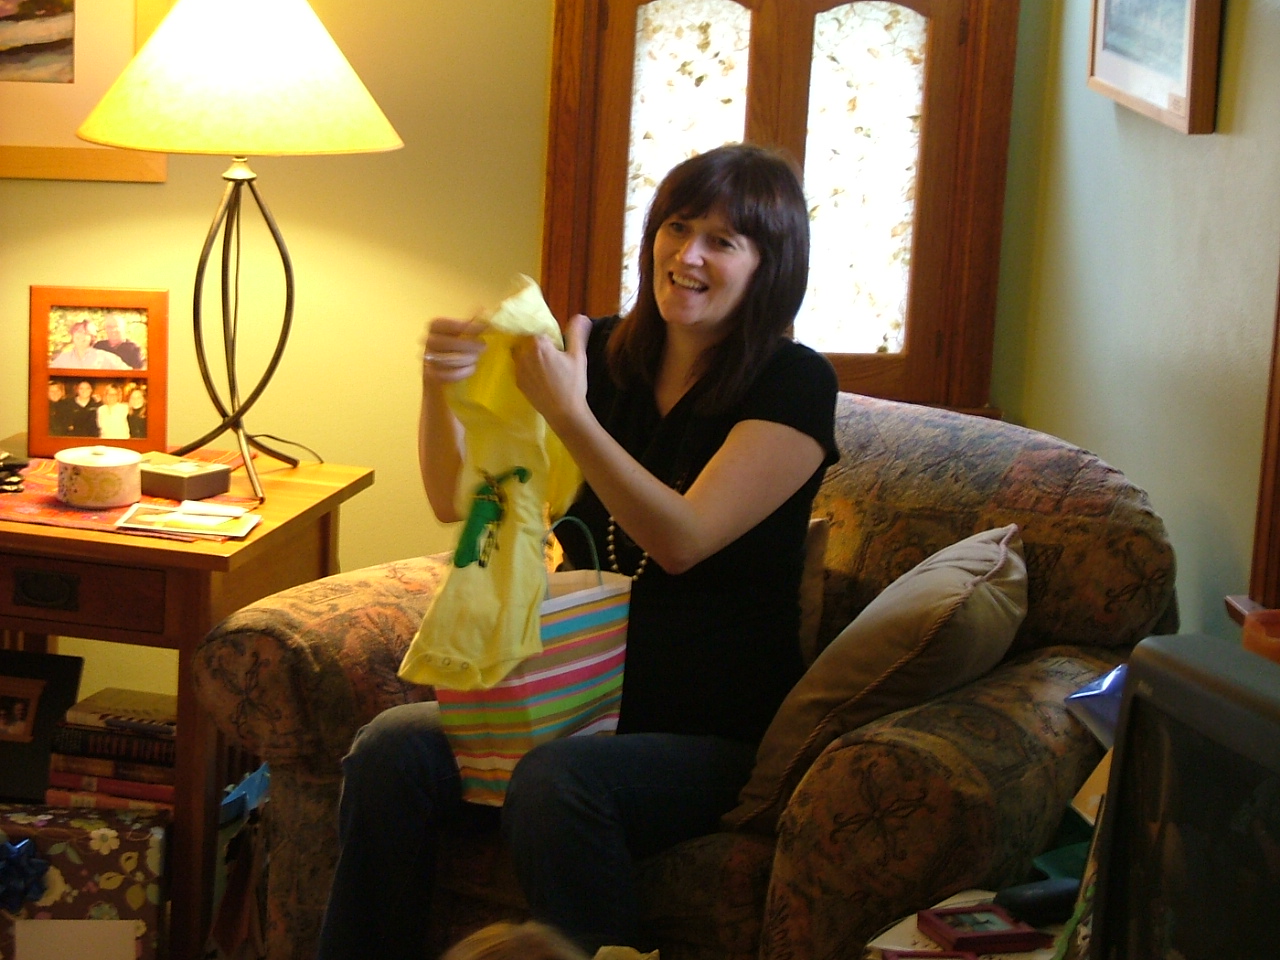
[993,0,1280,640]
[3,0,1277,693]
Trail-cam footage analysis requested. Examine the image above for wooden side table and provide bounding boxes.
[0,460,373,960]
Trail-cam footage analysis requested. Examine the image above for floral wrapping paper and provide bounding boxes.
[0,805,168,960]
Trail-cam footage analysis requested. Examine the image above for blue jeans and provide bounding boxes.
[317,701,756,958]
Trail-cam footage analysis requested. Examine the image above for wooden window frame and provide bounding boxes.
[1228,272,1280,622]
[541,0,1019,411]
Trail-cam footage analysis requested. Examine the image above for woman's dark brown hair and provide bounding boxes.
[606,142,810,414]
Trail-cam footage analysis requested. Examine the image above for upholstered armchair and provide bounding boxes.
[193,392,1177,960]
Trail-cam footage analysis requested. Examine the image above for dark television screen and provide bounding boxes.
[1088,634,1280,960]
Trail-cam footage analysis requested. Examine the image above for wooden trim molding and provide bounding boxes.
[1230,281,1280,623]
[540,0,604,323]
[1226,251,1280,626]
[0,145,166,183]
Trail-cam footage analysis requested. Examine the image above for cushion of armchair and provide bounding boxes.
[257,768,345,959]
[635,831,777,960]
[193,554,448,775]
[815,394,1178,656]
[758,644,1121,960]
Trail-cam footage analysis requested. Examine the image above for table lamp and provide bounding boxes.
[76,0,402,498]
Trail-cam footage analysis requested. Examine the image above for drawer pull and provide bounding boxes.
[14,568,80,611]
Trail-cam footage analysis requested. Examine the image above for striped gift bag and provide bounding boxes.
[435,566,631,805]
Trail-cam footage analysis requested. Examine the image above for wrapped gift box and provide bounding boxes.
[0,804,168,960]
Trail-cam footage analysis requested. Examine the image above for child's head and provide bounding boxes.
[440,921,590,960]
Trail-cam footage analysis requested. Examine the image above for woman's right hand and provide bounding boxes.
[419,316,486,521]
[421,316,488,384]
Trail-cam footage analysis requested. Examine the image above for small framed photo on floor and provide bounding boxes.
[0,649,84,803]
[28,285,168,458]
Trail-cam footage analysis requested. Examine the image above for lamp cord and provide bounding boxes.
[247,434,324,464]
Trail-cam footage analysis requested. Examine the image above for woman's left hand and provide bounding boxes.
[512,313,592,430]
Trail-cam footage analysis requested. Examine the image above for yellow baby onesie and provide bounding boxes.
[398,276,582,690]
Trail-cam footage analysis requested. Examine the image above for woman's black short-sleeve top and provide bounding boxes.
[559,316,839,745]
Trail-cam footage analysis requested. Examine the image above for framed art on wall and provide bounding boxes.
[28,285,168,458]
[0,0,173,181]
[1087,0,1223,134]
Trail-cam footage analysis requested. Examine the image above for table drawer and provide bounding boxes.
[0,554,166,634]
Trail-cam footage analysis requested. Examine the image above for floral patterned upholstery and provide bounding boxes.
[193,393,1177,960]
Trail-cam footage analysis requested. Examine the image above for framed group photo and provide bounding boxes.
[1087,0,1224,134]
[28,285,168,457]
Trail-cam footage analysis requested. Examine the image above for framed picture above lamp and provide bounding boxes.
[27,285,168,458]
[1087,0,1224,135]
[0,0,174,182]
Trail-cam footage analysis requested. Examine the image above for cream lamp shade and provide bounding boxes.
[74,0,402,501]
[76,0,403,157]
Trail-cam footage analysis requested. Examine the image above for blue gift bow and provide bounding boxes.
[0,839,49,913]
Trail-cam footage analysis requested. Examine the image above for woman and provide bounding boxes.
[47,380,74,436]
[50,321,131,370]
[320,144,838,958]
[126,385,148,438]
[95,383,130,440]
[65,380,101,438]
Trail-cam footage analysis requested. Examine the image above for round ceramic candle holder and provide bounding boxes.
[55,445,142,509]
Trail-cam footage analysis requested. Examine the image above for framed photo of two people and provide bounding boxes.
[28,285,168,458]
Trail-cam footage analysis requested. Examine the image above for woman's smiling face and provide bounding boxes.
[652,206,760,341]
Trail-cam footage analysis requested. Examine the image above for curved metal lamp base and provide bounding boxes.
[173,159,299,500]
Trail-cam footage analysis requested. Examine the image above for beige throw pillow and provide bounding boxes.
[723,523,1028,834]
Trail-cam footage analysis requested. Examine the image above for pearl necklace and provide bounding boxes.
[606,516,649,581]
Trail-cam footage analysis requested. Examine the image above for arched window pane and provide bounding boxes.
[623,0,751,311]
[795,2,927,355]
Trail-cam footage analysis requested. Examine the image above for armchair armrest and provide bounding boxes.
[759,645,1122,960]
[193,554,448,777]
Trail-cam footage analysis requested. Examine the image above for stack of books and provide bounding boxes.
[47,687,177,813]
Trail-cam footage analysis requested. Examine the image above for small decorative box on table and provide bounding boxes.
[0,805,168,960]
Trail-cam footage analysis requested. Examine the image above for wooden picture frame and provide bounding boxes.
[0,0,174,182]
[0,649,83,803]
[916,904,1053,954]
[28,285,168,458]
[1087,0,1223,134]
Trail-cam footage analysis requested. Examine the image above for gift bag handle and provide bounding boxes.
[545,515,603,596]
